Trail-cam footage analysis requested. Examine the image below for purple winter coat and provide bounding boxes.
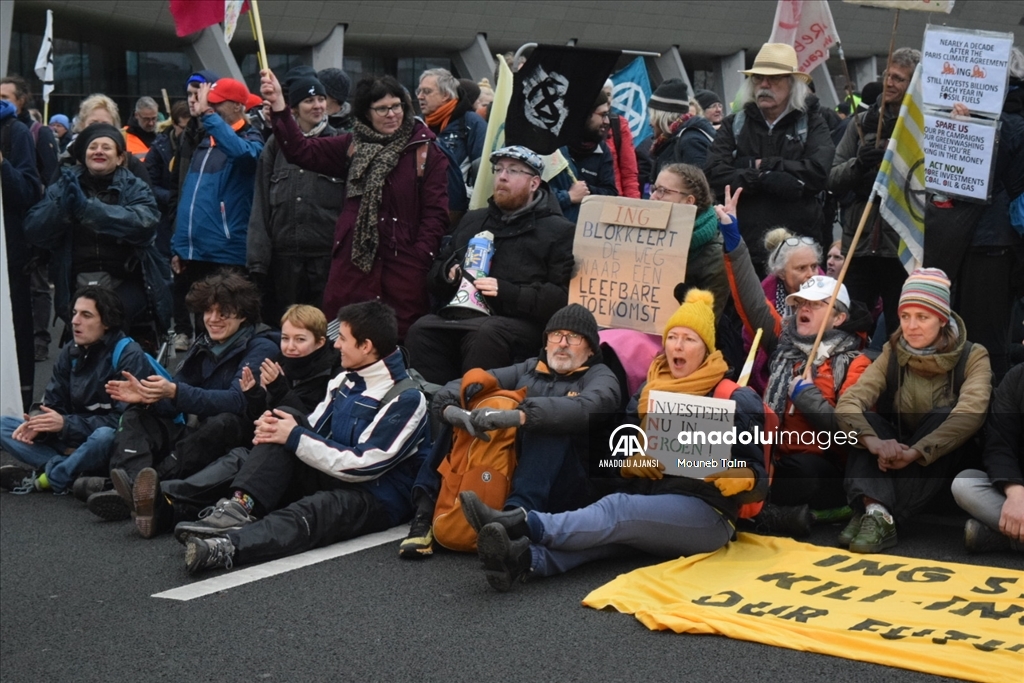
[271,111,449,336]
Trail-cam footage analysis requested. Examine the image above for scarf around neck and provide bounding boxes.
[689,206,719,253]
[764,316,861,415]
[638,351,729,425]
[425,97,459,132]
[347,116,415,273]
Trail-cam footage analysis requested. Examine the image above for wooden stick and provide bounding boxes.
[161,88,171,116]
[737,328,763,388]
[875,9,901,148]
[836,42,863,145]
[249,0,269,74]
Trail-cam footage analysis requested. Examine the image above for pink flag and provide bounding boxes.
[768,0,841,74]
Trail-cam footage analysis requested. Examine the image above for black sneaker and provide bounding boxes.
[399,512,435,559]
[173,498,256,544]
[86,490,132,521]
[72,476,110,503]
[109,469,136,514]
[0,465,34,492]
[476,522,534,592]
[459,491,529,539]
[753,503,814,539]
[184,536,236,575]
[964,518,1011,554]
[133,468,161,539]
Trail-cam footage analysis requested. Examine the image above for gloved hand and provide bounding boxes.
[62,173,88,217]
[443,405,490,442]
[621,456,665,480]
[758,171,805,200]
[469,408,522,432]
[704,467,756,497]
[856,144,886,170]
[717,212,742,252]
[789,376,814,400]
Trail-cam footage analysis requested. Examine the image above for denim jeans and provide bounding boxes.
[0,415,116,493]
[527,492,734,577]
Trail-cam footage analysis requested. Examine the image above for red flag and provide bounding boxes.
[169,0,249,38]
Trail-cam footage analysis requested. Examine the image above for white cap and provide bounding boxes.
[785,275,851,309]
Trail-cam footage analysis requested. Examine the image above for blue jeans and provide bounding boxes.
[527,492,733,577]
[0,415,116,493]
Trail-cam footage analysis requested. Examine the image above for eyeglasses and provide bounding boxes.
[751,74,788,85]
[790,298,829,311]
[370,103,403,116]
[650,185,691,199]
[492,165,537,178]
[415,87,435,96]
[547,331,584,346]
[883,71,909,85]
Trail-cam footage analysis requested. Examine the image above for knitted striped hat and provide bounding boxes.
[898,268,951,323]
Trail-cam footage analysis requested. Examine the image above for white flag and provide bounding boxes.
[224,0,245,44]
[768,0,841,75]
[33,10,54,103]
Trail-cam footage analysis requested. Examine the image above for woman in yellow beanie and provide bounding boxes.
[463,289,769,592]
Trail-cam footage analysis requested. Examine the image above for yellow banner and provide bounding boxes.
[584,533,1023,683]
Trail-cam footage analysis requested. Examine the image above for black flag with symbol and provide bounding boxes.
[506,45,622,154]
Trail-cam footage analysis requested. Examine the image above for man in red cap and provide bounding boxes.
[171,77,264,338]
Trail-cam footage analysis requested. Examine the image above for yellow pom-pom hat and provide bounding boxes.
[663,289,716,352]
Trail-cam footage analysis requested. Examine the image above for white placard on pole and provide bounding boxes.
[923,113,999,202]
[921,26,1013,117]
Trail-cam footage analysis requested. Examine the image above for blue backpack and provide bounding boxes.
[1011,194,1024,235]
[111,337,185,425]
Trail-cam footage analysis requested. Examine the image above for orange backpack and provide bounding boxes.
[713,379,777,519]
[432,368,527,552]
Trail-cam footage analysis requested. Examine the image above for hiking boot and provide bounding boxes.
[173,497,256,544]
[72,476,110,503]
[849,510,898,553]
[184,536,236,575]
[837,513,864,547]
[964,518,1011,554]
[399,512,435,559]
[173,333,191,352]
[109,469,136,514]
[86,490,132,521]
[34,344,49,362]
[753,503,813,538]
[476,522,533,592]
[133,468,161,539]
[0,465,34,492]
[811,505,854,525]
[459,491,529,539]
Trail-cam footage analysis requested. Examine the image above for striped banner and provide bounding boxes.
[872,63,925,273]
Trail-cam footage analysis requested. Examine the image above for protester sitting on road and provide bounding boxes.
[406,146,574,385]
[87,271,278,522]
[24,122,171,333]
[461,289,767,592]
[0,287,151,497]
[951,351,1024,553]
[174,301,429,575]
[836,268,992,554]
[247,70,345,323]
[260,67,449,339]
[720,188,873,537]
[636,79,716,193]
[548,91,619,223]
[399,304,621,558]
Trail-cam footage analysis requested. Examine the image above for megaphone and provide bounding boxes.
[441,230,494,319]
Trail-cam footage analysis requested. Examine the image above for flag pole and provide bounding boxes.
[836,42,863,145]
[875,10,901,147]
[249,0,269,73]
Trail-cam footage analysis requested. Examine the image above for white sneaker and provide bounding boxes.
[173,333,191,352]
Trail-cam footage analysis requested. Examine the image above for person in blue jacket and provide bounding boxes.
[547,90,619,223]
[171,78,263,332]
[0,286,150,496]
[87,271,278,521]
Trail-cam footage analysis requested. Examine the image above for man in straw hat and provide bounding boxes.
[705,43,835,277]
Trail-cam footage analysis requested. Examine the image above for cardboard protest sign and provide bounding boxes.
[570,196,695,335]
[924,113,998,201]
[644,390,736,478]
[922,26,1013,117]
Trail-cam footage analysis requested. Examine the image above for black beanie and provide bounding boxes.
[287,76,326,107]
[317,68,352,105]
[650,78,690,113]
[73,123,125,165]
[544,304,600,354]
[694,89,722,111]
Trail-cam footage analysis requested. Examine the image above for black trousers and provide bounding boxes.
[843,255,908,337]
[7,265,34,410]
[955,246,1015,382]
[262,254,331,323]
[770,452,846,510]
[844,408,968,524]
[405,314,543,385]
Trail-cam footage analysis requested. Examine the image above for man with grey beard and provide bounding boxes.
[705,43,835,276]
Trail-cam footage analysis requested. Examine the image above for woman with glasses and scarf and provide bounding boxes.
[259,69,448,338]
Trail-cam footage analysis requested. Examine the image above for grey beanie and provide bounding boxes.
[317,68,352,105]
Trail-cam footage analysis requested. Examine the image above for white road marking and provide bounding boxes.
[151,525,408,601]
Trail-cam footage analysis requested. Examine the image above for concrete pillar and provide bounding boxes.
[0,0,14,78]
[713,50,746,107]
[451,33,495,84]
[184,25,244,82]
[851,56,879,90]
[311,24,345,71]
[651,46,692,95]
[811,65,839,108]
